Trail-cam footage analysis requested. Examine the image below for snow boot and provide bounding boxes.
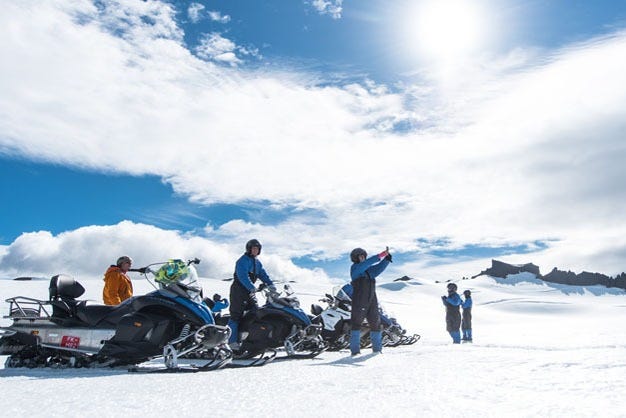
[466,329,472,342]
[227,319,239,344]
[371,331,383,353]
[350,330,361,355]
[450,331,461,344]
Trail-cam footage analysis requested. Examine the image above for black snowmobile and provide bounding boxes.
[0,259,232,372]
[212,284,327,363]
[311,286,420,350]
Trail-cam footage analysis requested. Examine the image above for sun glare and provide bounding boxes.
[408,0,487,63]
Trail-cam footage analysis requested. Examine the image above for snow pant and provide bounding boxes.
[462,308,472,340]
[350,277,381,331]
[350,277,381,354]
[446,306,461,344]
[228,280,258,343]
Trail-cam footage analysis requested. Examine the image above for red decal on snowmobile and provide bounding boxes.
[61,335,80,348]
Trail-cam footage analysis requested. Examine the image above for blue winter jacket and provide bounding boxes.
[234,253,273,292]
[350,255,390,281]
[442,293,463,307]
[462,297,473,310]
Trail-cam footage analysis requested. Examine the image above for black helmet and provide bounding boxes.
[463,289,471,297]
[447,283,457,292]
[245,239,262,255]
[350,248,367,263]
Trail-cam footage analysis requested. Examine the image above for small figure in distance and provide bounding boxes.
[441,282,462,344]
[461,289,473,342]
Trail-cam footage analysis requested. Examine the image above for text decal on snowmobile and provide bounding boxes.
[61,336,80,348]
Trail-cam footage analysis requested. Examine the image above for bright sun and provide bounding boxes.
[408,0,487,63]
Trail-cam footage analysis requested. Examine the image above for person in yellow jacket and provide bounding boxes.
[103,255,134,305]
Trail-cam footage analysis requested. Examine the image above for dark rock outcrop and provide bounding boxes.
[472,260,540,279]
[473,259,626,290]
[543,268,626,289]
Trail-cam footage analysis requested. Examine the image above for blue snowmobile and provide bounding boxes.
[212,283,327,362]
[0,259,232,372]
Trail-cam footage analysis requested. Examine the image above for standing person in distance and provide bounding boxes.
[461,289,473,342]
[103,255,135,305]
[441,283,462,343]
[227,239,276,347]
[349,246,392,355]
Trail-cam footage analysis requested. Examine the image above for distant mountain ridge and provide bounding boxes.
[473,259,626,290]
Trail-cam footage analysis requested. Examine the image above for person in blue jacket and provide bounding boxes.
[349,246,392,355]
[461,289,473,342]
[441,283,462,343]
[228,239,276,345]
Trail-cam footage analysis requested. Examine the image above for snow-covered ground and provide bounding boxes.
[1,271,625,417]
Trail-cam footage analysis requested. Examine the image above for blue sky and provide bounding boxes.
[1,0,626,281]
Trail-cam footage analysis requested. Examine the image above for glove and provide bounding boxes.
[268,284,277,293]
[441,295,447,302]
[377,246,390,259]
[384,253,393,263]
[248,291,258,308]
[130,267,147,274]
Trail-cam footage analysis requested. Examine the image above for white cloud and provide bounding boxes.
[0,221,333,285]
[2,2,626,277]
[188,3,205,23]
[208,10,231,24]
[309,0,343,19]
[195,32,243,66]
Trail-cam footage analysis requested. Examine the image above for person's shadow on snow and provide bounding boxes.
[326,352,379,367]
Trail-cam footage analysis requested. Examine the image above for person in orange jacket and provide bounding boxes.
[103,255,134,305]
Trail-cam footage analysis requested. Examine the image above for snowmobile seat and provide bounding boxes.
[49,274,85,301]
[75,300,134,328]
[311,304,323,316]
[48,275,91,325]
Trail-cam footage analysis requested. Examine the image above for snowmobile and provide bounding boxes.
[310,285,420,350]
[212,284,327,361]
[0,259,232,372]
[309,287,353,351]
[366,304,420,348]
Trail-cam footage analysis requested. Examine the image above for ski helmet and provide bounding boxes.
[155,259,189,285]
[116,255,133,267]
[245,239,262,255]
[464,289,471,297]
[447,282,457,292]
[350,248,367,263]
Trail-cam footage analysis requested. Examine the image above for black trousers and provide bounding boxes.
[462,308,472,330]
[350,277,380,331]
[229,280,257,322]
[445,306,461,332]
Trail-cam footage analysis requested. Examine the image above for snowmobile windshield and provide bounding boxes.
[333,285,352,302]
[153,261,203,303]
[176,265,203,303]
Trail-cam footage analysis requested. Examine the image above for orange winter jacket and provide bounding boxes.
[102,265,133,305]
